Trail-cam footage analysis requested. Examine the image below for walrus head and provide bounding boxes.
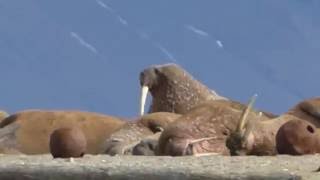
[276,119,320,155]
[226,97,320,156]
[139,63,225,115]
[49,127,87,158]
[156,98,274,156]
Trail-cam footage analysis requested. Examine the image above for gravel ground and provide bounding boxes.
[0,154,319,180]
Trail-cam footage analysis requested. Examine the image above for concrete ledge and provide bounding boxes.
[0,154,319,180]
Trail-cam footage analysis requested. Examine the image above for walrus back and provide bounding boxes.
[0,110,125,154]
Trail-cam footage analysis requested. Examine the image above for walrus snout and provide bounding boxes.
[157,136,215,156]
[139,68,159,115]
[158,137,190,156]
[276,119,320,155]
[49,127,87,158]
[104,139,139,156]
[132,138,158,156]
[139,68,159,88]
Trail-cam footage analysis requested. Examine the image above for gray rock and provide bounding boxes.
[0,154,319,180]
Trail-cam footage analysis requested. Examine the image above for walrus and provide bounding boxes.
[156,98,276,156]
[0,110,125,154]
[276,119,320,155]
[227,97,320,156]
[103,112,181,156]
[286,97,320,127]
[50,127,87,158]
[139,63,227,115]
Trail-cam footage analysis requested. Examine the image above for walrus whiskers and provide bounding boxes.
[226,94,258,155]
[183,137,218,156]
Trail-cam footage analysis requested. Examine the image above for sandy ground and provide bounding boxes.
[0,154,319,180]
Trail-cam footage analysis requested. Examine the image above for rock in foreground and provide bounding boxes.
[0,154,319,180]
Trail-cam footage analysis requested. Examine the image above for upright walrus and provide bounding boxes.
[156,98,276,156]
[114,63,227,155]
[139,63,226,115]
[0,110,125,154]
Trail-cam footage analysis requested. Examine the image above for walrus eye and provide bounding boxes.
[307,125,314,133]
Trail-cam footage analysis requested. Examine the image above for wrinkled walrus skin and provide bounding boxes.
[157,100,275,156]
[227,97,320,156]
[139,63,227,115]
[104,112,181,155]
[0,110,125,154]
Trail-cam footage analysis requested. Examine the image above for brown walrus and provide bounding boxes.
[139,63,226,115]
[227,97,320,156]
[50,127,87,158]
[156,98,276,156]
[276,119,320,155]
[0,110,125,154]
[286,97,320,127]
[103,112,181,155]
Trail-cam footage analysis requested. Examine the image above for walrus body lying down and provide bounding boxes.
[114,63,225,156]
[156,99,275,156]
[227,97,320,156]
[50,127,87,158]
[0,110,125,154]
[104,112,181,155]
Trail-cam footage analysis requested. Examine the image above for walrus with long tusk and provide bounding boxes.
[156,98,276,156]
[139,63,226,115]
[227,97,320,156]
[0,110,125,154]
[103,112,181,156]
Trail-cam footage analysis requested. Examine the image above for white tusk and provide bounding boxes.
[237,94,258,132]
[140,86,149,116]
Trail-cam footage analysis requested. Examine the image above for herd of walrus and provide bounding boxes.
[1,63,320,159]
